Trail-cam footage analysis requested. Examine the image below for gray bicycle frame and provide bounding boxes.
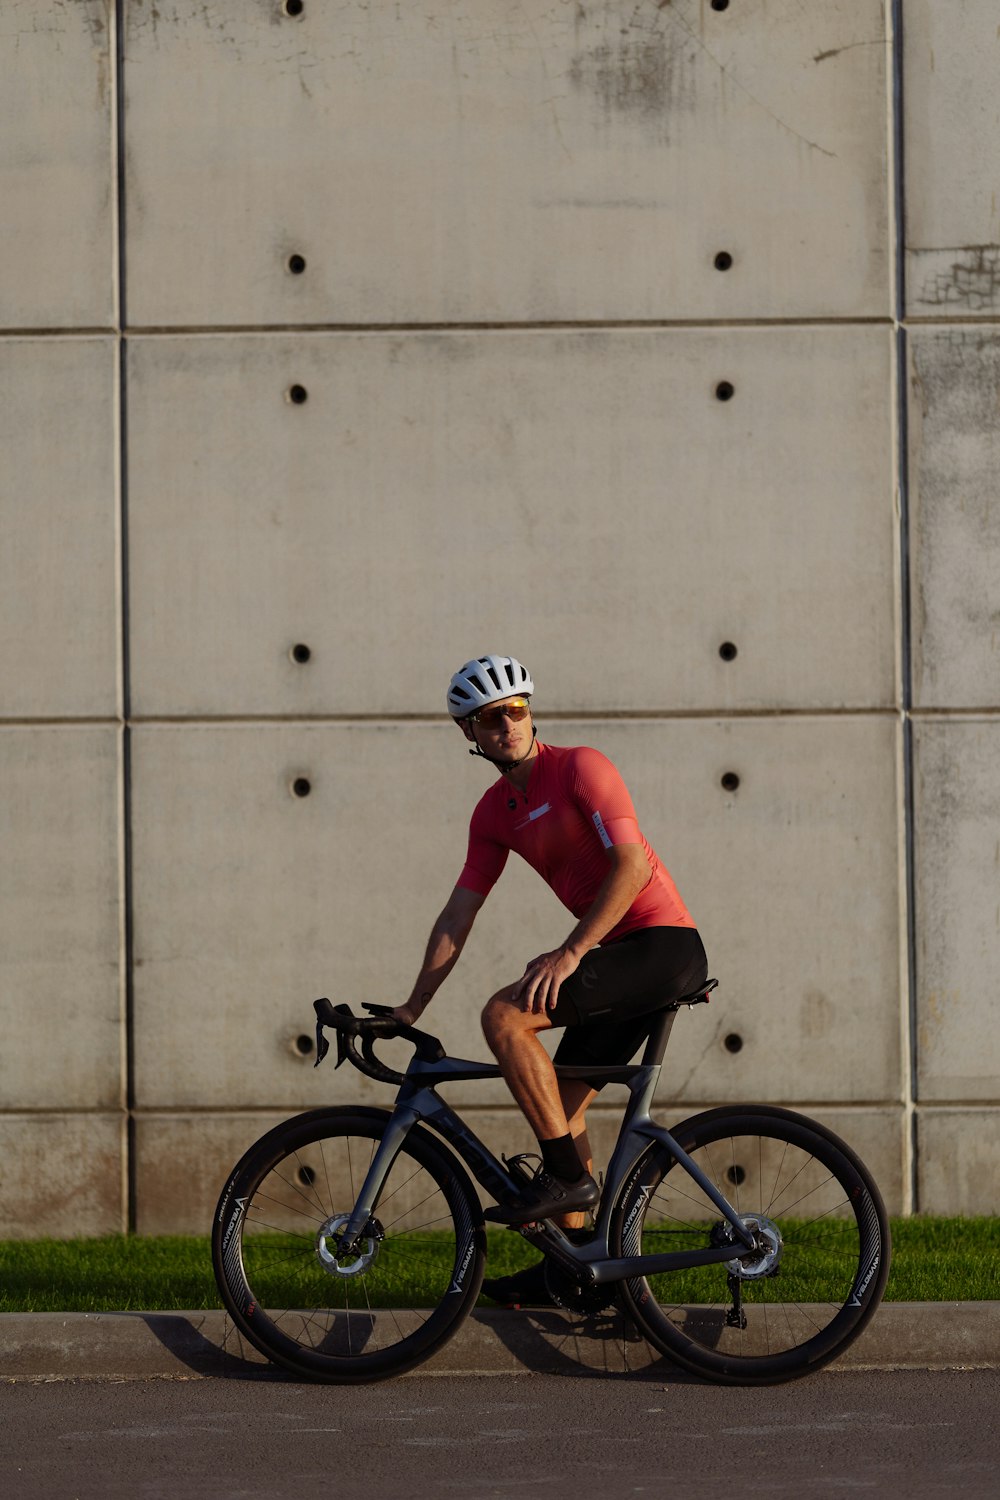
[338,1009,756,1285]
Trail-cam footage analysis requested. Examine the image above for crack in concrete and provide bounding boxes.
[663,3,838,158]
[814,39,886,65]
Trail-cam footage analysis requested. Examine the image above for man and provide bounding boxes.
[391,653,707,1306]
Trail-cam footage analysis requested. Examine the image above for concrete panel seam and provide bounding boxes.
[114,0,135,1231]
[890,0,906,322]
[0,328,121,338]
[903,315,1000,326]
[889,0,916,1212]
[118,319,898,337]
[113,0,125,334]
[907,708,1000,721]
[914,1102,1000,1113]
[895,327,917,1216]
[0,1110,129,1119]
[124,709,907,727]
[0,718,126,727]
[128,1100,908,1117]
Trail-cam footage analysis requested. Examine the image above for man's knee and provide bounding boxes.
[481,988,516,1044]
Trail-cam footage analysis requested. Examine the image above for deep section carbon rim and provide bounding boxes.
[212,1108,485,1381]
[615,1106,890,1384]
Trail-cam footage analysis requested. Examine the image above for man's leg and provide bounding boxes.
[556,1076,598,1231]
[481,986,567,1138]
[480,988,599,1222]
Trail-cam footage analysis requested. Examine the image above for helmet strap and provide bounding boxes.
[467,721,537,773]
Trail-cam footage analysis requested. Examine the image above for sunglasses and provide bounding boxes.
[472,697,531,728]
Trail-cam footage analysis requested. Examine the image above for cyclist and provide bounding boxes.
[391,653,708,1306]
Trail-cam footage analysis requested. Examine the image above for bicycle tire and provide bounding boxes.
[612,1105,890,1385]
[212,1106,486,1382]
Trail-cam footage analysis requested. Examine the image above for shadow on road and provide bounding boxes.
[134,1305,703,1384]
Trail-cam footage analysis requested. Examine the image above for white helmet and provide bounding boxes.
[447,655,534,719]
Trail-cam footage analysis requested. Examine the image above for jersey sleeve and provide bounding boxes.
[456,796,509,895]
[565,746,644,848]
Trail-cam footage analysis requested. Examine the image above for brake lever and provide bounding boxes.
[332,1002,355,1069]
[313,998,357,1069]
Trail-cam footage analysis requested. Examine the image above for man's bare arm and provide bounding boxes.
[392,884,486,1025]
[561,843,651,959]
[514,843,651,1014]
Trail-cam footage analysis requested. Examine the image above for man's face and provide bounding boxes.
[461,695,534,763]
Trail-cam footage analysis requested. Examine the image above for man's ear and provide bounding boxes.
[458,718,476,742]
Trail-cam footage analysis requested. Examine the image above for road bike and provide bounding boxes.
[212,982,890,1385]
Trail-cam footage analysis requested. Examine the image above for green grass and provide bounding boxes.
[884,1215,1000,1302]
[0,1217,996,1313]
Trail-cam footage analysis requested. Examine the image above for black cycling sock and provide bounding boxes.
[539,1133,584,1183]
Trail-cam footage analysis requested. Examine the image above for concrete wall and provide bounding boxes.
[1,1,997,1235]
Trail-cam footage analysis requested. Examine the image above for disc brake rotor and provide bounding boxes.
[722,1214,783,1280]
[316,1213,383,1278]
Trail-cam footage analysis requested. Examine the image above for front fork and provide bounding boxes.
[336,1107,419,1251]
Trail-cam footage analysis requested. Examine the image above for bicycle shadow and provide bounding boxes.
[136,1312,289,1381]
[134,1307,708,1384]
[468,1306,707,1383]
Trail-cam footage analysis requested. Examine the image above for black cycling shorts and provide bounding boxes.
[549,926,708,1076]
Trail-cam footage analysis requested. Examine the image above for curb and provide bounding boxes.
[2,1303,997,1380]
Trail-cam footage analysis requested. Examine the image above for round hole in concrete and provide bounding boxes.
[289,384,308,404]
[711,0,730,11]
[721,771,740,792]
[284,0,305,17]
[298,1164,316,1187]
[726,1164,746,1186]
[719,641,738,662]
[715,380,735,401]
[724,1033,743,1054]
[292,777,312,798]
[291,643,311,664]
[714,251,733,271]
[287,253,307,275]
[295,1033,314,1056]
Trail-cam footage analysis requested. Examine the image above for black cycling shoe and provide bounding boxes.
[483,1165,600,1225]
[481,1261,554,1308]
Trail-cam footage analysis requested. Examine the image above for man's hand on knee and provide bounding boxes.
[512,946,581,1014]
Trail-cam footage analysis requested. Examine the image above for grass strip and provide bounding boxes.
[0,1217,996,1313]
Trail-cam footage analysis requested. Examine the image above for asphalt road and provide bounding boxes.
[3,1369,998,1500]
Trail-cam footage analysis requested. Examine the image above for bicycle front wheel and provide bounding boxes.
[213,1106,486,1382]
[613,1105,890,1385]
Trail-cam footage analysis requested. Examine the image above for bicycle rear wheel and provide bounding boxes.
[613,1105,890,1385]
[213,1106,486,1382]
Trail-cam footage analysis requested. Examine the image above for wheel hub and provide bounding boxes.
[722,1214,783,1280]
[316,1213,383,1278]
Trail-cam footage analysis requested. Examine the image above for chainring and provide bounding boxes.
[543,1260,620,1316]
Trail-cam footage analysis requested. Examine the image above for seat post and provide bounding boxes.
[641,1006,678,1065]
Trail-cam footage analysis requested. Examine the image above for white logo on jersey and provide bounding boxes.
[592,810,613,849]
[515,801,551,831]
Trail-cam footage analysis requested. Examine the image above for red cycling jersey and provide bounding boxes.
[457,741,694,943]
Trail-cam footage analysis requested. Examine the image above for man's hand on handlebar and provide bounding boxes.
[391,999,426,1027]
